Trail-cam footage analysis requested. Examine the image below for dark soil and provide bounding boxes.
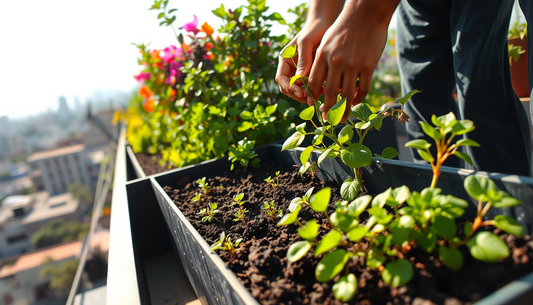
[135,153,176,176]
[163,161,533,305]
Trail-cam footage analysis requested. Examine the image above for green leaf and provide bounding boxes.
[392,186,411,205]
[464,175,497,202]
[330,212,359,232]
[455,151,473,166]
[212,4,227,18]
[451,119,475,135]
[309,187,331,212]
[442,195,469,208]
[379,147,399,159]
[332,274,357,302]
[492,195,522,208]
[433,215,456,239]
[415,228,437,252]
[464,221,473,237]
[395,89,420,105]
[467,231,509,262]
[265,104,277,116]
[282,131,305,151]
[431,112,457,128]
[351,103,373,121]
[493,215,524,237]
[382,259,413,287]
[318,147,333,167]
[315,230,342,256]
[300,146,314,165]
[341,143,372,168]
[372,188,392,208]
[367,255,386,269]
[456,139,480,147]
[290,74,302,87]
[338,125,354,144]
[298,219,320,240]
[347,195,372,217]
[399,215,415,228]
[280,44,297,59]
[438,246,463,271]
[341,177,362,201]
[418,150,435,163]
[405,139,431,150]
[420,121,441,142]
[347,226,368,242]
[287,241,312,262]
[326,97,347,126]
[315,249,351,282]
[277,205,301,226]
[267,12,286,24]
[300,106,315,120]
[369,206,393,224]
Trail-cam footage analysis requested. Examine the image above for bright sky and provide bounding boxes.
[0,0,400,119]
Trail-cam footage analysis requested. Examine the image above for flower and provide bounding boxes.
[205,42,213,51]
[134,72,151,82]
[139,86,151,98]
[144,98,155,113]
[162,45,183,63]
[182,15,199,35]
[201,22,214,36]
[203,53,214,61]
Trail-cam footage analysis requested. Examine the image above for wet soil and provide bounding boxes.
[163,161,533,305]
[135,153,176,176]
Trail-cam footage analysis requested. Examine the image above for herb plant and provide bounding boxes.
[261,200,283,220]
[228,138,260,172]
[196,177,211,194]
[232,193,248,223]
[198,202,220,223]
[264,171,280,189]
[210,231,242,255]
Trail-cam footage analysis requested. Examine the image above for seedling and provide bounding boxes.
[210,231,242,255]
[261,200,283,220]
[228,138,261,173]
[198,202,220,223]
[196,177,211,194]
[231,193,248,223]
[264,171,280,189]
[191,192,203,204]
[280,44,417,202]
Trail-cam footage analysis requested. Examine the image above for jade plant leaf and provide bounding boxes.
[493,215,524,237]
[315,249,351,282]
[298,219,320,240]
[467,231,509,262]
[282,131,306,151]
[341,143,372,168]
[310,187,331,212]
[280,44,297,58]
[464,175,497,202]
[433,214,456,239]
[438,246,463,271]
[395,89,420,105]
[405,139,431,150]
[315,230,342,256]
[300,106,315,121]
[341,177,362,201]
[332,274,357,302]
[327,97,347,126]
[382,259,413,287]
[287,240,312,262]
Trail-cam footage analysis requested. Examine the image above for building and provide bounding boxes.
[57,96,70,121]
[0,229,109,305]
[26,145,95,196]
[0,133,11,161]
[0,192,87,258]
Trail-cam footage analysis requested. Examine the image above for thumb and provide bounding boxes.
[295,41,313,77]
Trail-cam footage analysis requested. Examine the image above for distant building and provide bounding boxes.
[0,229,109,305]
[26,145,100,196]
[0,192,87,258]
[83,108,120,151]
[0,133,11,161]
[0,117,9,135]
[57,96,70,121]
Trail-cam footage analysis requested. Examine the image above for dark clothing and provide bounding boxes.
[397,0,532,176]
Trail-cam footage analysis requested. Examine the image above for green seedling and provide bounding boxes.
[228,137,261,172]
[192,192,203,204]
[198,202,220,223]
[196,177,211,194]
[264,171,281,189]
[210,231,242,255]
[231,193,248,223]
[261,200,283,220]
[280,44,418,202]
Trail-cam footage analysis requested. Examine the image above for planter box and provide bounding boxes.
[150,143,533,305]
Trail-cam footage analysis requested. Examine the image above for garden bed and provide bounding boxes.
[161,160,533,304]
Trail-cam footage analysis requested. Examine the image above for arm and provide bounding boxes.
[275,0,345,103]
[308,0,399,121]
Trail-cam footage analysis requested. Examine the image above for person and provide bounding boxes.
[276,0,532,177]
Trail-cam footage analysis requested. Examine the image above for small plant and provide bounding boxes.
[231,193,248,223]
[196,177,211,194]
[210,231,242,255]
[261,200,283,220]
[228,138,261,173]
[191,192,203,204]
[509,43,526,66]
[198,202,220,223]
[264,171,280,189]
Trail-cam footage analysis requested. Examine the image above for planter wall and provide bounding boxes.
[150,143,533,305]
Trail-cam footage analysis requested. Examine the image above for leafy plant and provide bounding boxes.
[228,137,261,172]
[509,21,527,40]
[231,193,248,223]
[509,44,526,66]
[210,231,242,254]
[192,192,203,204]
[261,200,283,219]
[198,202,220,223]
[196,177,211,194]
[264,171,280,189]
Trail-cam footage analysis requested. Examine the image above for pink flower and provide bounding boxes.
[166,61,183,84]
[181,15,199,35]
[134,72,151,82]
[162,45,183,63]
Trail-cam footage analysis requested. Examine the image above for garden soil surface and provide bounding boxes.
[135,153,176,176]
[163,161,533,305]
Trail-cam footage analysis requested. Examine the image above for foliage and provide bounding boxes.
[40,257,79,297]
[509,43,526,66]
[68,183,93,205]
[264,171,280,189]
[31,219,89,250]
[261,200,283,219]
[210,231,242,254]
[198,202,220,223]
[231,193,248,223]
[508,21,527,40]
[279,112,523,301]
[228,137,260,172]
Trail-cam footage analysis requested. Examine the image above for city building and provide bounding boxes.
[0,133,11,161]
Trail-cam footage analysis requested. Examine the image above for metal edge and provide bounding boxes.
[126,145,146,179]
[149,177,260,305]
[107,130,142,305]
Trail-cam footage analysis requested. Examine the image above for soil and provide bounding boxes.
[163,161,533,305]
[135,153,176,176]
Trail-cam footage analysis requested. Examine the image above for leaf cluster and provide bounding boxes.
[232,193,249,223]
[264,171,280,189]
[198,202,220,223]
[210,231,242,254]
[261,200,283,219]
[228,137,260,172]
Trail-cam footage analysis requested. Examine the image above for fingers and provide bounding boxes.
[322,57,343,120]
[353,71,371,106]
[275,56,307,103]
[307,51,327,106]
[295,36,313,77]
[340,70,358,123]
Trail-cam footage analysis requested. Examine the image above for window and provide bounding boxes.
[12,208,24,218]
[35,283,49,301]
[7,234,27,244]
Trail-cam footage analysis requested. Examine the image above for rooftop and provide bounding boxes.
[22,193,79,225]
[27,144,85,162]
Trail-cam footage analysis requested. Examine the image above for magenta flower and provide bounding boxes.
[162,45,183,63]
[134,72,151,82]
[166,61,183,84]
[182,15,199,35]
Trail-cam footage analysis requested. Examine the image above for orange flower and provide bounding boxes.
[139,86,151,98]
[205,42,213,51]
[144,98,155,112]
[171,89,176,97]
[150,49,161,60]
[182,43,190,52]
[201,22,214,36]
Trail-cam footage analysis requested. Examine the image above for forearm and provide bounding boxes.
[341,0,400,30]
[306,0,345,25]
